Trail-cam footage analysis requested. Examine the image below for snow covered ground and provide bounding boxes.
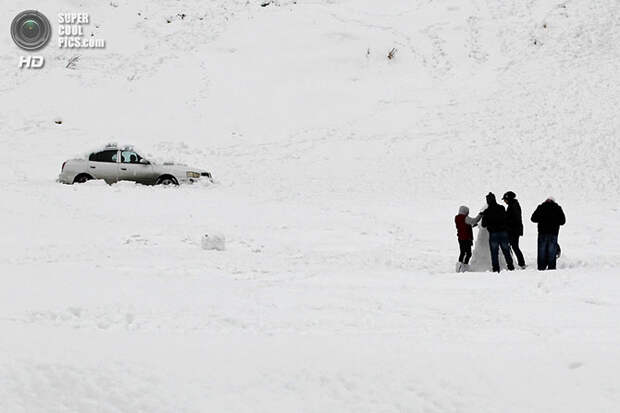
[1,0,620,411]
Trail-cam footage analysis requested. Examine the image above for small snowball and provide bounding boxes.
[201,233,226,251]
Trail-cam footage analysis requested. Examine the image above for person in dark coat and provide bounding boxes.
[531,197,566,270]
[502,191,526,268]
[455,206,481,272]
[481,192,515,273]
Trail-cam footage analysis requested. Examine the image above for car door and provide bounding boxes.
[119,150,157,185]
[87,149,119,184]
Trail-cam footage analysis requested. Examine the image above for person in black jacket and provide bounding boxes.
[502,191,526,268]
[531,197,566,270]
[481,192,515,273]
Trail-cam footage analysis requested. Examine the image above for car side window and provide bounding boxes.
[121,151,142,164]
[89,150,118,163]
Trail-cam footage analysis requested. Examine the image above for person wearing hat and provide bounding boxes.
[454,205,482,272]
[531,197,566,270]
[502,191,526,269]
[481,192,515,273]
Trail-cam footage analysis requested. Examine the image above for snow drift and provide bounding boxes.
[1,0,620,412]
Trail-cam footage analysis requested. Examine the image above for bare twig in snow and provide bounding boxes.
[66,56,80,70]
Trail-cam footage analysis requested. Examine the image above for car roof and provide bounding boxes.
[99,144,135,151]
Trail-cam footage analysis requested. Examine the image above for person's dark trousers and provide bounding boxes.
[508,233,526,267]
[458,240,472,264]
[537,234,559,270]
[489,231,515,272]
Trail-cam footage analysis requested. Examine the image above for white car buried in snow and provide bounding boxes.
[58,145,213,186]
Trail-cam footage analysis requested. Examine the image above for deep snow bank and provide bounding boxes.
[1,0,620,412]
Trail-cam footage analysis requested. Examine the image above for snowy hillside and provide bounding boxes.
[1,0,620,411]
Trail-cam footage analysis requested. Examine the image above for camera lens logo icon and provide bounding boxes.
[11,10,52,51]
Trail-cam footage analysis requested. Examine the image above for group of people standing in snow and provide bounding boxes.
[455,191,566,273]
